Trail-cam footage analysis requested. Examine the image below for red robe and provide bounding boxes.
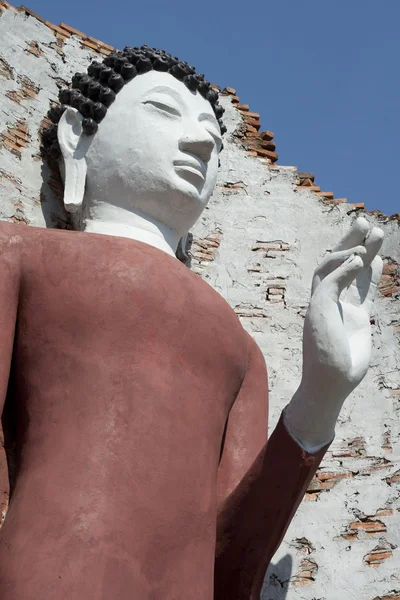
[0,222,329,599]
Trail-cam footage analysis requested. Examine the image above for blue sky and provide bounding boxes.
[27,0,399,215]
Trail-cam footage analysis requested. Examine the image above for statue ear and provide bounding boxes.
[57,107,92,213]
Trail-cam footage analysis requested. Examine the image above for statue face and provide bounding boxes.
[84,71,222,237]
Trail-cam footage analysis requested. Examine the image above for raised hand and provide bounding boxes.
[285,217,384,451]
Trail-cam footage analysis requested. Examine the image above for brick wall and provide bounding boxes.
[192,97,400,599]
[0,4,399,599]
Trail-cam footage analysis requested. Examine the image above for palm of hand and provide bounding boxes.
[304,217,383,398]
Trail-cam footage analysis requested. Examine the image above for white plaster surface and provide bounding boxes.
[193,96,400,599]
[0,8,399,599]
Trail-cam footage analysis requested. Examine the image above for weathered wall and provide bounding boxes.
[0,5,399,599]
[192,97,400,600]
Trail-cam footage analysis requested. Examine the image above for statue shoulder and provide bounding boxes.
[0,221,32,241]
[0,221,32,255]
[0,221,30,283]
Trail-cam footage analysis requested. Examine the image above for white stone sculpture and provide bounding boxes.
[0,44,385,599]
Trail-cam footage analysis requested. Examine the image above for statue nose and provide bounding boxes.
[179,136,214,164]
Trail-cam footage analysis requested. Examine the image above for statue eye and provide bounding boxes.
[143,100,181,117]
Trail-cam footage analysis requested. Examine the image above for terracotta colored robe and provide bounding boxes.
[0,222,328,599]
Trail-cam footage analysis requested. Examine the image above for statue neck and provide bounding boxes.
[82,201,180,258]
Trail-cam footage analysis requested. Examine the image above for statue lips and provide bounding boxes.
[174,157,206,184]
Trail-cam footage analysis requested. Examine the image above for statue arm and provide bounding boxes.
[215,337,328,600]
[216,334,269,508]
[215,218,383,598]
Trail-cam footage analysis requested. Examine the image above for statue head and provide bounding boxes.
[42,47,226,247]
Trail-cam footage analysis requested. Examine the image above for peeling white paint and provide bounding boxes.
[0,8,399,599]
[193,97,400,600]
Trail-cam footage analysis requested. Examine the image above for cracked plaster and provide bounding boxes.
[0,7,399,600]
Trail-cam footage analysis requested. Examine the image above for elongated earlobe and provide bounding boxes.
[57,107,92,213]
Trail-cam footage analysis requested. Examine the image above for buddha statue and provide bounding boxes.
[0,46,383,599]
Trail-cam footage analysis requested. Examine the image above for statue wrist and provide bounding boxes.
[284,383,347,452]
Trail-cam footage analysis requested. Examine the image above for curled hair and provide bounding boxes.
[42,45,226,160]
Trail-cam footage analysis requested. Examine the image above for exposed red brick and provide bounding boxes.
[343,520,386,539]
[58,22,86,37]
[252,241,289,252]
[0,169,23,192]
[81,40,99,51]
[191,230,222,267]
[379,260,399,298]
[25,40,44,57]
[245,111,260,120]
[298,184,321,192]
[244,117,261,130]
[237,104,249,111]
[260,130,274,141]
[245,126,260,136]
[0,118,30,159]
[385,469,400,485]
[331,436,366,458]
[292,558,318,587]
[1,138,21,156]
[381,286,399,297]
[86,36,113,51]
[291,537,315,554]
[2,1,19,11]
[306,470,354,498]
[223,87,236,95]
[383,263,398,275]
[218,181,246,191]
[205,232,223,242]
[252,147,278,162]
[323,197,348,204]
[18,4,45,22]
[317,471,353,482]
[0,55,14,79]
[45,21,72,37]
[260,139,276,151]
[55,32,68,43]
[234,305,268,318]
[364,543,394,567]
[230,95,240,103]
[6,75,39,104]
[375,509,393,517]
[298,171,315,181]
[316,191,334,200]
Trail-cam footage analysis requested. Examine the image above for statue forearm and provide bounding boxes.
[214,411,330,600]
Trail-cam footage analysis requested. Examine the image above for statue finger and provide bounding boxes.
[312,245,366,294]
[362,227,384,267]
[321,254,364,300]
[338,227,383,306]
[362,255,383,316]
[333,217,370,252]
